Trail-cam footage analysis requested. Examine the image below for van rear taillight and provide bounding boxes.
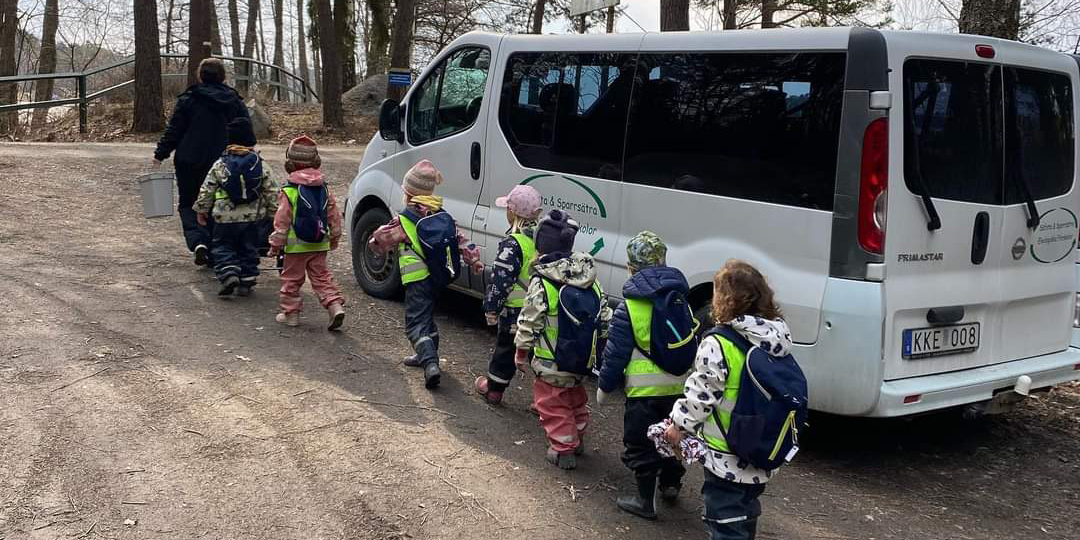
[858,118,888,254]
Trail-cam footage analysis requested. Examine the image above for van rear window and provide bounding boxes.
[904,59,1074,205]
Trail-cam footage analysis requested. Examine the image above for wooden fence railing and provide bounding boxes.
[0,53,318,133]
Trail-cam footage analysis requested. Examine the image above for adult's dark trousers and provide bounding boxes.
[175,160,215,252]
[486,311,520,392]
[622,395,686,489]
[702,470,766,540]
[211,221,261,285]
[405,278,443,367]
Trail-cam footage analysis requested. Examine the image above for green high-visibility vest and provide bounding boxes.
[699,334,746,454]
[282,185,331,254]
[504,233,537,309]
[531,277,603,379]
[398,214,430,285]
[623,298,693,398]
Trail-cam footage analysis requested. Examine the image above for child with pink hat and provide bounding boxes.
[474,184,544,405]
[369,160,482,389]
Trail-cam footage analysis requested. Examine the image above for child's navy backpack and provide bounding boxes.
[645,290,700,375]
[709,325,808,470]
[290,183,329,243]
[221,152,264,204]
[550,281,604,375]
[403,208,462,287]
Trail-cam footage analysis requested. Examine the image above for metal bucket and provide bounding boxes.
[138,171,175,218]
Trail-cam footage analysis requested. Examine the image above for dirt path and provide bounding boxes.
[1,142,1078,540]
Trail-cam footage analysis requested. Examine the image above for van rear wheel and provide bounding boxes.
[351,207,401,299]
[694,303,714,337]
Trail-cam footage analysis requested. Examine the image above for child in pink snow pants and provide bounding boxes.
[514,210,611,470]
[268,136,346,330]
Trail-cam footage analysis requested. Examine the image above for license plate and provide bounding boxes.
[902,323,980,359]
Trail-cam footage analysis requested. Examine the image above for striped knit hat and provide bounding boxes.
[285,135,321,172]
[403,160,444,197]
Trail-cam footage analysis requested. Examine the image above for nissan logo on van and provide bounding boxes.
[1012,238,1027,260]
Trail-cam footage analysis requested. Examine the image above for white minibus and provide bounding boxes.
[345,27,1080,417]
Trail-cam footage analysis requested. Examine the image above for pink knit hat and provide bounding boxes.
[495,185,542,219]
[403,159,444,196]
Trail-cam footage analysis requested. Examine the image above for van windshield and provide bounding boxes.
[904,59,1074,205]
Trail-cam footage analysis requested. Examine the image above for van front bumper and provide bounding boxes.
[872,348,1080,417]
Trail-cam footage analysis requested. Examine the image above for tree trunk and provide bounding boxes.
[959,0,1021,40]
[133,0,165,133]
[366,0,390,77]
[297,0,309,97]
[228,0,242,56]
[333,0,356,90]
[530,0,546,34]
[386,0,416,101]
[660,0,689,31]
[313,38,322,98]
[761,0,777,28]
[0,0,17,133]
[210,3,224,55]
[606,5,615,33]
[31,0,59,131]
[165,0,175,55]
[315,0,344,127]
[241,0,260,96]
[722,0,737,29]
[271,0,284,100]
[188,0,213,86]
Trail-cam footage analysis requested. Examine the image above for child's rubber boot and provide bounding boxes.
[575,434,586,456]
[327,302,345,331]
[659,484,681,502]
[403,355,422,367]
[194,244,210,267]
[658,469,683,502]
[617,474,658,520]
[423,361,442,389]
[473,376,503,405]
[545,448,576,470]
[235,285,252,297]
[275,312,299,327]
[218,275,240,296]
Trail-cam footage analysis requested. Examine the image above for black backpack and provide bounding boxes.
[290,183,329,243]
[709,325,808,470]
[221,152,264,204]
[641,290,700,375]
[546,280,603,376]
[403,208,462,288]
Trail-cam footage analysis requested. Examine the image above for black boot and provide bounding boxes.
[424,361,442,389]
[616,474,657,520]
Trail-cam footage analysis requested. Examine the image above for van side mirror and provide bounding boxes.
[379,99,404,143]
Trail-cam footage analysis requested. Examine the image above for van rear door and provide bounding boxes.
[884,37,1077,381]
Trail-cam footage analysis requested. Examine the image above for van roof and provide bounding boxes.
[454,28,1070,61]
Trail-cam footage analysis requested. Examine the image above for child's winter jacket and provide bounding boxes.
[671,317,793,484]
[193,146,278,223]
[369,202,482,272]
[483,221,538,326]
[515,252,612,387]
[268,168,342,252]
[598,265,692,395]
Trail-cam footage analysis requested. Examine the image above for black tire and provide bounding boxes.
[694,302,714,337]
[351,207,401,299]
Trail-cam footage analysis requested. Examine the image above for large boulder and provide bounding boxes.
[246,99,272,139]
[342,74,389,117]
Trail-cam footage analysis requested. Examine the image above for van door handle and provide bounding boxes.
[971,211,990,265]
[470,142,481,180]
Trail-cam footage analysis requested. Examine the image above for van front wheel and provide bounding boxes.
[351,207,401,299]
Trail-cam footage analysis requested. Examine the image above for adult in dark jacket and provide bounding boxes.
[598,231,696,521]
[152,58,250,266]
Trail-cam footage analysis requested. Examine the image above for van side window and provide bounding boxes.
[408,47,491,146]
[622,53,845,210]
[499,52,635,180]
